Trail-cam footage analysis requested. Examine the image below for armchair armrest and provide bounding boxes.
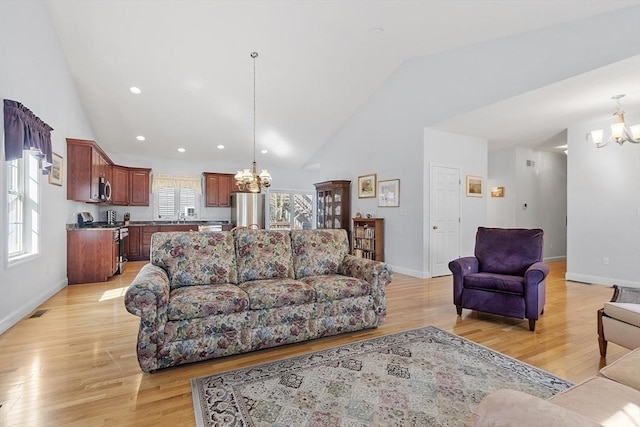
[449,257,479,304]
[339,254,392,325]
[524,261,549,286]
[471,389,601,427]
[124,263,171,372]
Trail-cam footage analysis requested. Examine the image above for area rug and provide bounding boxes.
[191,326,572,426]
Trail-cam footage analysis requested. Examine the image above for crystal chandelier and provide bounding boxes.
[235,52,272,193]
[587,94,640,148]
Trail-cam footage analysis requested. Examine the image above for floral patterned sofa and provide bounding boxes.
[124,228,392,372]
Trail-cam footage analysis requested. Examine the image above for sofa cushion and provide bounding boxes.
[167,284,249,321]
[291,229,349,278]
[599,348,640,391]
[604,302,640,327]
[475,227,543,276]
[549,376,640,427]
[235,229,294,282]
[239,278,315,310]
[464,272,524,294]
[151,231,238,289]
[299,275,370,302]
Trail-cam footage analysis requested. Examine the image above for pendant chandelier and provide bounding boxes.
[235,52,272,193]
[587,94,640,148]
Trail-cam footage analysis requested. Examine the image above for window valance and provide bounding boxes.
[152,174,202,194]
[4,99,54,173]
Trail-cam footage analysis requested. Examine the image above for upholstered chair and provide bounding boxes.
[597,285,640,357]
[448,227,549,331]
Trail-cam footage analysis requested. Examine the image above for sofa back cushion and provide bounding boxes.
[235,229,294,282]
[291,229,349,278]
[151,231,238,289]
[474,227,543,276]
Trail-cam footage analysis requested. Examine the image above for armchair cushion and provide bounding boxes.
[475,227,543,275]
[604,302,640,327]
[464,273,524,294]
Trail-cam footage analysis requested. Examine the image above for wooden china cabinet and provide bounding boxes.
[314,180,351,232]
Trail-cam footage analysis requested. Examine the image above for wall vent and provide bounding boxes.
[526,160,536,167]
[29,309,48,318]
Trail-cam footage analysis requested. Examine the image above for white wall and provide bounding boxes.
[566,113,640,288]
[0,0,96,333]
[488,147,567,260]
[424,129,488,268]
[306,7,637,278]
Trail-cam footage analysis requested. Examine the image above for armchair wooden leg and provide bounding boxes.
[597,308,607,357]
[528,319,536,331]
[456,305,462,316]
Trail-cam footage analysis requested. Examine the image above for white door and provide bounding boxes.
[430,165,461,277]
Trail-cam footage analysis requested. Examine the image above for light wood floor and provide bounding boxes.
[0,260,627,426]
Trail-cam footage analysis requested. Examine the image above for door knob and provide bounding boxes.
[433,225,438,229]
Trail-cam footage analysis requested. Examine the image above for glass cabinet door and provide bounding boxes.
[317,191,325,228]
[334,188,342,228]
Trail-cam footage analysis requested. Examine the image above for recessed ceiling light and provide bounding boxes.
[177,148,186,153]
[136,135,146,141]
[130,86,141,94]
[370,27,384,33]
[217,145,224,149]
[261,149,268,154]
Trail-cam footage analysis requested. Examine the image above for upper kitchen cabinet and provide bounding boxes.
[67,138,113,203]
[128,168,151,206]
[111,165,129,205]
[203,172,237,207]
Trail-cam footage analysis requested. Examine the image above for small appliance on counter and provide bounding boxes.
[106,210,116,225]
[123,212,130,225]
[77,212,94,228]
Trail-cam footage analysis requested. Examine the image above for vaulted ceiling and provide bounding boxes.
[45,0,640,170]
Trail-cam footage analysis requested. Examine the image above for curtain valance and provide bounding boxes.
[4,99,54,173]
[152,174,202,194]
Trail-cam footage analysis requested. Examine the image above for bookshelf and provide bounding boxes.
[352,217,384,261]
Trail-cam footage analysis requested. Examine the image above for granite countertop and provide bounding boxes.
[67,220,231,230]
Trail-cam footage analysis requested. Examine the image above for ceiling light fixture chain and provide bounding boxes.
[587,94,640,148]
[235,51,272,193]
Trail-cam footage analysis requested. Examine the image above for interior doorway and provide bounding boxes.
[430,165,461,277]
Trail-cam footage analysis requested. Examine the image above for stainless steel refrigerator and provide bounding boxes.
[231,193,265,228]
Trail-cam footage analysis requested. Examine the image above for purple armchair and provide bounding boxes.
[448,227,549,331]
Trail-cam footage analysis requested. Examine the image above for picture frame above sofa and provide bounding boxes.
[358,174,376,198]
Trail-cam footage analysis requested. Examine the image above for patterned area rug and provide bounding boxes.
[191,326,572,426]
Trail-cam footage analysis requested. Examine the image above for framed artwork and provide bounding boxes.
[490,186,505,198]
[358,174,376,198]
[378,179,400,207]
[48,152,63,186]
[465,175,483,197]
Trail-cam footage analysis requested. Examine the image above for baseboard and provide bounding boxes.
[0,278,68,335]
[565,272,640,288]
[387,264,430,279]
[544,256,566,262]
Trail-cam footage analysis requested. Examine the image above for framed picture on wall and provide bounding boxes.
[48,152,63,186]
[465,175,483,197]
[378,179,400,207]
[358,174,376,198]
[490,186,505,197]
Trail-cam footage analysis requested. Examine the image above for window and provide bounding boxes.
[154,186,199,220]
[267,190,314,230]
[7,152,40,263]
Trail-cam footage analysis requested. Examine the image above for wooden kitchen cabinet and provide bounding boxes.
[129,168,151,206]
[67,229,118,284]
[111,165,129,205]
[203,172,236,207]
[67,138,113,203]
[126,225,141,260]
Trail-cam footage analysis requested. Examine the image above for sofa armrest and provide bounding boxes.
[471,389,602,427]
[339,254,392,325]
[124,263,171,372]
[449,257,478,305]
